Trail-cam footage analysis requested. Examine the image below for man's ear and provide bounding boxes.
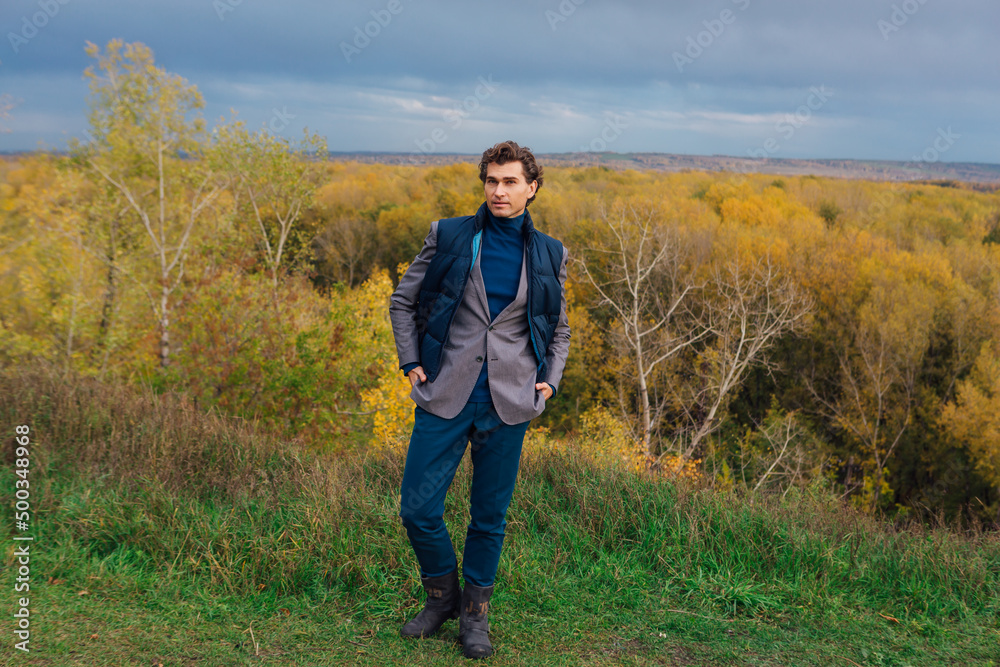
[528,180,538,197]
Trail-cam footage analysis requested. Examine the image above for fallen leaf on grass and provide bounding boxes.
[878,613,900,624]
[78,590,89,596]
[279,608,291,616]
[48,577,65,585]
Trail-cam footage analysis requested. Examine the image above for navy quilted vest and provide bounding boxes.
[416,202,564,383]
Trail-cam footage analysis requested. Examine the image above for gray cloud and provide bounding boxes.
[1,0,997,162]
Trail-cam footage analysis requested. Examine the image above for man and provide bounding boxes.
[389,140,570,659]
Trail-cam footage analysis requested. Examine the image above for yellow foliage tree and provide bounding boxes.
[79,39,224,369]
[940,340,1000,491]
[360,358,415,454]
[359,263,417,453]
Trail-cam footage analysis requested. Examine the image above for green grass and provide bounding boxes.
[2,363,999,665]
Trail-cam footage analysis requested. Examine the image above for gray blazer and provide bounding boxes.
[389,217,571,425]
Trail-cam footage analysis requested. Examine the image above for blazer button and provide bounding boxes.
[488,326,494,331]
[476,356,483,362]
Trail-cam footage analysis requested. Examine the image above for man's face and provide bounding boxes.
[484,161,538,219]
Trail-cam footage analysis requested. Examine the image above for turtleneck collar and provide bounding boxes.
[485,206,526,233]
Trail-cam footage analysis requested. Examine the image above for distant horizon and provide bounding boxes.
[328,150,1000,167]
[6,148,1000,185]
[5,148,997,169]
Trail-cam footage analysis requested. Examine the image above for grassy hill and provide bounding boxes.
[2,362,998,666]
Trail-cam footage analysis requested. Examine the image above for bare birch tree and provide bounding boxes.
[575,197,710,457]
[670,253,812,465]
[576,195,812,469]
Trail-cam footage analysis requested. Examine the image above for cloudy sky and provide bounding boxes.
[1,0,998,163]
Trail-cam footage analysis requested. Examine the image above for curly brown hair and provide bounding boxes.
[478,140,544,206]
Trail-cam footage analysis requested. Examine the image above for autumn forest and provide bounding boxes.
[3,41,1000,527]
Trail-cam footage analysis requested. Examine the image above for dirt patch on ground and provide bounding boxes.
[578,634,704,666]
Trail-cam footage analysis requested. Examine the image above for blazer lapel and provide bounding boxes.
[470,245,491,316]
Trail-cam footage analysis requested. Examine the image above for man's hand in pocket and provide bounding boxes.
[535,382,553,400]
[408,366,427,387]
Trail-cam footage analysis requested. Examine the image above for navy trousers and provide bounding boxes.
[399,402,530,588]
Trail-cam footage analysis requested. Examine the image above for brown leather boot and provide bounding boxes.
[458,583,494,659]
[400,570,461,638]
